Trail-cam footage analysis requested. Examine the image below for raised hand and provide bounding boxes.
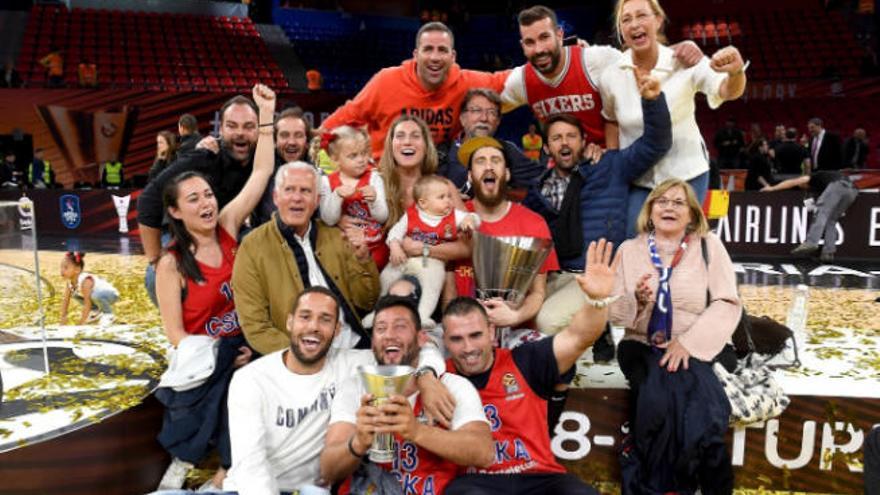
[672,40,704,68]
[710,46,745,75]
[252,83,277,113]
[575,239,620,300]
[634,66,661,101]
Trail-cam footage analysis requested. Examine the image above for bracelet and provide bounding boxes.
[732,60,750,76]
[348,435,365,458]
[414,366,437,380]
[583,293,621,309]
[259,122,274,128]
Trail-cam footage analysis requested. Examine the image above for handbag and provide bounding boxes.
[699,237,793,425]
[700,238,800,364]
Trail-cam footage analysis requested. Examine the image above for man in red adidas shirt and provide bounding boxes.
[322,22,509,159]
[441,240,618,495]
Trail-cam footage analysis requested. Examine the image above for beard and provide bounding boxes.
[473,172,508,208]
[373,340,420,367]
[529,44,562,75]
[289,336,333,366]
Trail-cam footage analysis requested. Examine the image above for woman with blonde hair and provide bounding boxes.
[601,0,747,237]
[610,178,740,492]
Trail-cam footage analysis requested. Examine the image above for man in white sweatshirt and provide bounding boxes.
[222,286,447,494]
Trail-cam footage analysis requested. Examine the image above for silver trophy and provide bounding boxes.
[358,365,414,463]
[472,232,553,306]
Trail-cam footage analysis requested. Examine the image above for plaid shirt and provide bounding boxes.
[540,169,570,212]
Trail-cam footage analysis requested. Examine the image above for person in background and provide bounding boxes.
[774,127,809,175]
[1,150,23,188]
[149,131,179,182]
[807,117,843,171]
[177,114,201,155]
[40,46,64,88]
[1,62,22,88]
[843,128,869,169]
[762,170,858,263]
[77,58,98,88]
[522,123,543,161]
[713,118,745,170]
[101,157,125,189]
[744,138,777,191]
[59,251,119,326]
[610,178,739,493]
[28,148,55,189]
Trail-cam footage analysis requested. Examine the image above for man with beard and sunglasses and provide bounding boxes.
[500,5,700,147]
[223,287,448,494]
[320,295,494,495]
[138,94,263,306]
[522,67,670,358]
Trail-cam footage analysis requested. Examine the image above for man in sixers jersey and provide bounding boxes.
[500,5,700,146]
[321,296,493,495]
[441,239,619,495]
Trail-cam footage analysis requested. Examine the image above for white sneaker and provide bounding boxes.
[98,313,114,327]
[157,458,193,490]
[85,309,102,324]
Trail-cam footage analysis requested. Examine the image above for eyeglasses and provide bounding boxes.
[654,198,687,209]
[466,107,500,118]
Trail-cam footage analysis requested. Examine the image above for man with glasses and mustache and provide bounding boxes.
[224,288,448,494]
[440,88,544,195]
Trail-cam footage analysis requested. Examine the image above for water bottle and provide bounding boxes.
[786,284,810,342]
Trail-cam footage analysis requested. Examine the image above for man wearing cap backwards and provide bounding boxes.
[224,287,450,494]
[448,136,560,333]
[523,67,671,344]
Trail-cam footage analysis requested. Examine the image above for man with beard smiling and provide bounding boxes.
[138,94,261,304]
[321,295,493,495]
[321,22,510,158]
[523,67,671,352]
[224,287,448,494]
[447,136,559,332]
[500,5,700,147]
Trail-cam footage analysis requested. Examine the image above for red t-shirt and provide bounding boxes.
[524,45,605,145]
[453,202,559,298]
[178,227,241,337]
[405,204,458,246]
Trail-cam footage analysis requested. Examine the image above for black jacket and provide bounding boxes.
[620,354,733,495]
[137,148,252,229]
[811,131,843,171]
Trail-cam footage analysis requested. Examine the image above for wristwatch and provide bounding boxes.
[414,367,437,380]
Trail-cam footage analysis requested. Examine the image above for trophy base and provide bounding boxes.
[368,450,395,464]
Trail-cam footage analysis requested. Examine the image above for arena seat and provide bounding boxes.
[16,5,287,93]
[676,8,866,80]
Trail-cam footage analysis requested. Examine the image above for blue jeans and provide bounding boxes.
[73,289,118,314]
[145,232,172,307]
[625,172,709,238]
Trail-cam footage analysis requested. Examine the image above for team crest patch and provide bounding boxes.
[444,223,454,239]
[502,372,520,395]
[59,194,81,229]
